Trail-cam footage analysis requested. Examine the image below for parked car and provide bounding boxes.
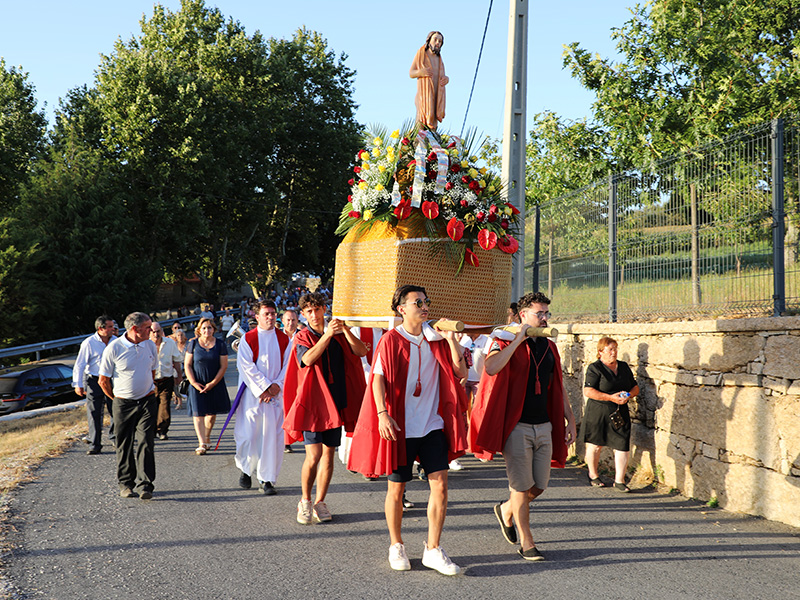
[0,363,79,416]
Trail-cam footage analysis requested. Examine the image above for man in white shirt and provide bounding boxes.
[234,301,292,495]
[349,285,468,575]
[72,315,117,455]
[149,322,183,441]
[99,312,157,500]
[221,309,235,338]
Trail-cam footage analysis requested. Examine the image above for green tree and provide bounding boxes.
[0,59,47,213]
[562,0,800,166]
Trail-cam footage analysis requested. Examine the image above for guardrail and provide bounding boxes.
[0,314,225,364]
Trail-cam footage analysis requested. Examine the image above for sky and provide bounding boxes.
[1,0,634,141]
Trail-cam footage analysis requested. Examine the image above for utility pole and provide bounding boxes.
[502,0,528,301]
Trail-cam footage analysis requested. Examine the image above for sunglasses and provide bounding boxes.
[407,298,432,309]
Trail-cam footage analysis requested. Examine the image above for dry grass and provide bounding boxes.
[0,408,87,499]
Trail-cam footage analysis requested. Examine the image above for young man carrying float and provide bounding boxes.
[283,293,367,525]
[349,285,468,575]
[470,292,577,561]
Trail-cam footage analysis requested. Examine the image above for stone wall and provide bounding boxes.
[554,316,800,528]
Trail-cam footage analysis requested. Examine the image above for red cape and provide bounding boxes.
[347,328,467,477]
[282,328,367,443]
[469,338,567,468]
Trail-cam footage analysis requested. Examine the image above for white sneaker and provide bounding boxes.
[422,543,461,575]
[388,542,411,571]
[296,499,312,525]
[448,459,463,471]
[313,501,332,523]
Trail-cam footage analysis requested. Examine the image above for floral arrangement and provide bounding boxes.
[336,125,520,270]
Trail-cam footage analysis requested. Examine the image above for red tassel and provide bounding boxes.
[535,377,541,395]
[413,380,422,397]
[328,373,334,384]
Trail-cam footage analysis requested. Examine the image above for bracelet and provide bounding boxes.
[377,410,387,415]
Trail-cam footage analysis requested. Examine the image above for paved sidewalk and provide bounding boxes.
[3,360,799,599]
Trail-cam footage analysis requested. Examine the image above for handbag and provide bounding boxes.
[609,407,625,430]
[178,378,190,396]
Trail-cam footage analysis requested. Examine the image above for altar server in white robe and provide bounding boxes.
[234,300,292,495]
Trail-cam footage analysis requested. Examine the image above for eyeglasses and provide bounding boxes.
[406,298,432,309]
[534,311,551,319]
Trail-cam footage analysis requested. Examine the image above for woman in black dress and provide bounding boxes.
[185,318,230,455]
[582,336,639,491]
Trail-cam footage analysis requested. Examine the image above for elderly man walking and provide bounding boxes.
[73,315,117,455]
[99,312,158,500]
[150,322,183,441]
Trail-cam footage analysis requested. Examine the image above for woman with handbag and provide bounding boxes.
[582,336,639,492]
[185,318,231,455]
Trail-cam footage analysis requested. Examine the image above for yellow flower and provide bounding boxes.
[469,155,478,162]
[360,151,370,161]
[390,130,400,139]
[358,181,368,189]
[378,165,386,173]
[479,167,487,175]
[468,168,479,179]
[363,209,374,220]
[465,213,476,224]
[488,185,496,193]
[479,180,486,188]
[362,162,370,170]
[372,147,381,158]
[460,160,469,168]
[373,137,383,146]
[386,147,395,157]
[449,148,459,157]
[375,183,384,191]
[504,206,513,216]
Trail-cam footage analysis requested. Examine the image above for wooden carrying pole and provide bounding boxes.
[338,317,555,338]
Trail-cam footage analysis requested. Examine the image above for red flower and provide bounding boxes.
[445,182,453,191]
[468,181,479,191]
[427,170,437,180]
[498,234,519,254]
[421,200,440,219]
[427,151,436,161]
[476,211,486,222]
[489,204,498,214]
[393,199,412,220]
[401,137,410,145]
[348,178,354,186]
[459,199,469,208]
[487,213,497,223]
[447,217,464,241]
[465,248,479,267]
[504,202,520,215]
[450,164,461,173]
[461,175,470,184]
[447,141,457,148]
[500,219,509,230]
[354,166,361,174]
[478,229,498,250]
[407,159,416,169]
[348,210,361,219]
[347,195,352,202]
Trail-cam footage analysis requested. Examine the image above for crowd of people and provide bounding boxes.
[71,285,638,574]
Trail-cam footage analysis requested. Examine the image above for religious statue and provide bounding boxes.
[409,31,448,131]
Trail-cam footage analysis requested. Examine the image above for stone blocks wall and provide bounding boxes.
[555,316,800,528]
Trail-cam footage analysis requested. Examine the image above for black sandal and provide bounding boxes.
[588,476,606,487]
[614,482,631,493]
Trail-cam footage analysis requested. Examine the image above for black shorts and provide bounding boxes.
[303,427,342,448]
[388,429,449,483]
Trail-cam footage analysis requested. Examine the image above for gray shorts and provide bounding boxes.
[502,421,553,492]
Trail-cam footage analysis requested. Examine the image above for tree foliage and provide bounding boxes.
[562,0,800,166]
[0,58,47,213]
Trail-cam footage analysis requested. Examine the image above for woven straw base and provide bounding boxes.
[333,233,512,325]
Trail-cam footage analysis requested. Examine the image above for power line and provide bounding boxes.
[461,0,494,138]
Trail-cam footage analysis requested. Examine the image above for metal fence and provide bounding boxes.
[525,117,800,322]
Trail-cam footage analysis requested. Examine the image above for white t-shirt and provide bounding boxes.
[221,314,235,332]
[374,324,444,439]
[99,335,156,399]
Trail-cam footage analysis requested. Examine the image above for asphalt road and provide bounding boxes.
[3,355,800,600]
